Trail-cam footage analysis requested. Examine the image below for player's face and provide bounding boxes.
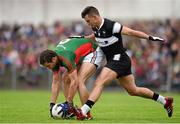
[84,15,99,29]
[44,62,55,70]
[43,57,57,70]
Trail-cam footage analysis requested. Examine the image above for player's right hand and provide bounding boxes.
[49,103,55,118]
[148,35,167,44]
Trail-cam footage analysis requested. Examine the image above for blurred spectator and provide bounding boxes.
[0,19,179,90]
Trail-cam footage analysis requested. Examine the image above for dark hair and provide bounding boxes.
[81,6,100,18]
[39,49,58,65]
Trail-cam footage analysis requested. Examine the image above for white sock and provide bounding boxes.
[157,95,166,105]
[81,104,90,116]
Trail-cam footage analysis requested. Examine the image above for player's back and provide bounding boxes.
[55,38,96,53]
[54,38,97,66]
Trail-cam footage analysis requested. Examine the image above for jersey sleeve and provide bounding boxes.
[112,22,123,34]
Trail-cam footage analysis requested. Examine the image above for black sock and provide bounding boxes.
[85,100,95,108]
[152,92,159,101]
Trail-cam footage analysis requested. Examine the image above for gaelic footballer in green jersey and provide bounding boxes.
[40,38,97,73]
[39,38,104,119]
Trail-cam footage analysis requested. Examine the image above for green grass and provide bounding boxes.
[0,90,180,123]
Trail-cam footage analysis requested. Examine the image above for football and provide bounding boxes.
[51,103,68,119]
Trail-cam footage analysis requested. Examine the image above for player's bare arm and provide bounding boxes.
[67,69,79,103]
[121,26,149,39]
[50,71,61,104]
[59,56,78,103]
[121,26,165,42]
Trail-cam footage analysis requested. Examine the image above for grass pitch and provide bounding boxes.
[0,90,180,123]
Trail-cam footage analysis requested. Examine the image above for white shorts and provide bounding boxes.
[83,47,105,68]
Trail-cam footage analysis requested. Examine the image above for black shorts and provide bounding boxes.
[105,53,132,78]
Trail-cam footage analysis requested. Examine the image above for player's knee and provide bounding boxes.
[71,82,78,90]
[94,81,105,89]
[78,76,86,84]
[78,82,85,89]
[127,89,138,96]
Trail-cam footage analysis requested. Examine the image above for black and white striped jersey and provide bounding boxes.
[92,18,126,60]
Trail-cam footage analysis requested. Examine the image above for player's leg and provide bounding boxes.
[77,47,105,119]
[77,62,96,105]
[118,74,173,117]
[75,67,117,120]
[78,47,104,104]
[77,62,97,120]
[88,67,117,102]
[118,74,155,98]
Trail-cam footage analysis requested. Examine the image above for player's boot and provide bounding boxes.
[66,104,76,118]
[164,97,173,117]
[86,111,93,120]
[74,108,86,120]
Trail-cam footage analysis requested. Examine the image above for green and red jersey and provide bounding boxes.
[53,38,97,72]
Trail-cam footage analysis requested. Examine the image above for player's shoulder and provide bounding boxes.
[69,38,91,42]
[104,18,121,25]
[104,18,122,32]
[103,18,116,31]
[104,18,116,24]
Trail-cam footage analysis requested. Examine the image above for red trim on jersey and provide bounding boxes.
[74,43,94,64]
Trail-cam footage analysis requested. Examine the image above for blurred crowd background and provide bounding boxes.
[0,19,179,91]
[0,0,179,92]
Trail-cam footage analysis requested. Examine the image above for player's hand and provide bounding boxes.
[49,103,55,118]
[62,101,68,104]
[149,36,166,44]
[68,35,84,38]
[63,101,75,118]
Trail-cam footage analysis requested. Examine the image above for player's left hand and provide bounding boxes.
[149,36,166,44]
[49,103,55,118]
[63,101,76,118]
